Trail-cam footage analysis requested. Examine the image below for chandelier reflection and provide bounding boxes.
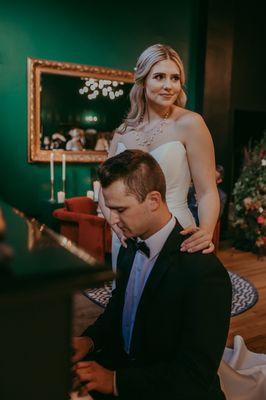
[79,78,124,101]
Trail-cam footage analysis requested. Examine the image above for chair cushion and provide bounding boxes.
[65,197,97,214]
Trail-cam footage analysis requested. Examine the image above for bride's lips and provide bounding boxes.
[160,94,173,98]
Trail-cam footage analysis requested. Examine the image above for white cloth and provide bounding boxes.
[219,336,266,399]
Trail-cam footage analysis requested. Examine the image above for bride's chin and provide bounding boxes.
[156,98,175,107]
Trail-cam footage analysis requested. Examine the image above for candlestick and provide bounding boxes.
[62,153,66,193]
[86,190,94,200]
[50,152,55,202]
[93,180,100,202]
[62,179,66,193]
[57,191,65,204]
[50,152,54,181]
[62,154,66,180]
[50,179,55,202]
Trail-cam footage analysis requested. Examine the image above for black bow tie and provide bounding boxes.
[134,240,150,258]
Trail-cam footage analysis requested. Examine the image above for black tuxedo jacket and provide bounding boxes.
[84,222,232,400]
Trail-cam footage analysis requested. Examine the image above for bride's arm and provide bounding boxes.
[180,113,220,253]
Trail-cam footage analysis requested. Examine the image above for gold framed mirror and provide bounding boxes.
[27,57,134,163]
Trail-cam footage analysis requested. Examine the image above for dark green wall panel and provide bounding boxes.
[0,0,201,217]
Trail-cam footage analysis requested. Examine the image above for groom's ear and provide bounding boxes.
[146,191,161,211]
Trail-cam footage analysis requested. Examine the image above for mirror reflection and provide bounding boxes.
[40,73,132,152]
[27,58,134,163]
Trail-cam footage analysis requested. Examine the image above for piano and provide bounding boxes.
[0,200,113,400]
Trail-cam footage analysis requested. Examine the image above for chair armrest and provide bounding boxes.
[74,213,106,226]
[53,209,105,225]
[53,208,81,222]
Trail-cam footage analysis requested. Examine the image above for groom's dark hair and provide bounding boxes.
[99,149,166,202]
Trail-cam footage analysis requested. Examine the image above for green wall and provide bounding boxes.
[0,0,202,217]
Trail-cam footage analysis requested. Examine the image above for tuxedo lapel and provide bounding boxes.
[139,219,183,299]
[116,238,137,291]
[117,220,184,291]
[130,219,184,356]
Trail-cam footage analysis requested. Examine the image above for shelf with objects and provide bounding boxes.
[0,200,114,400]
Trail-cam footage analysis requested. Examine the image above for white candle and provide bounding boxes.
[86,190,94,200]
[62,154,66,181]
[57,191,65,204]
[93,180,100,202]
[50,152,54,181]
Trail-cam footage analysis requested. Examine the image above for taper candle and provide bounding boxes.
[57,191,65,204]
[86,190,94,200]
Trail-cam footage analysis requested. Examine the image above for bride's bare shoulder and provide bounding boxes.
[171,107,204,127]
[170,107,210,142]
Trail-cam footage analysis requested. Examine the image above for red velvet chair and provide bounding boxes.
[53,197,111,264]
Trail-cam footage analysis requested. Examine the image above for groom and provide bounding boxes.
[73,150,232,399]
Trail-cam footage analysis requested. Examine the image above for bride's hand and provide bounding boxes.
[180,226,214,254]
[111,224,128,248]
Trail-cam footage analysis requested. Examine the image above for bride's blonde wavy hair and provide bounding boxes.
[118,44,187,133]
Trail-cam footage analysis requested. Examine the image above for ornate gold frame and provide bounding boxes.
[27,57,134,163]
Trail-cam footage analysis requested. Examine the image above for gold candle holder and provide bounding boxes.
[62,179,66,194]
[50,179,55,202]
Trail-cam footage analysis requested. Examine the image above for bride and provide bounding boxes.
[102,43,219,266]
[97,43,266,399]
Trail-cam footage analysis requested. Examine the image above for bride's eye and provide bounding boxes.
[172,75,180,81]
[154,74,164,80]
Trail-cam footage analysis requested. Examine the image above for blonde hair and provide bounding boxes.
[119,44,187,133]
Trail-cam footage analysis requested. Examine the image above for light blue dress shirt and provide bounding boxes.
[122,215,176,354]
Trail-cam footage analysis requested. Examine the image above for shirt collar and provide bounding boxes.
[139,215,176,259]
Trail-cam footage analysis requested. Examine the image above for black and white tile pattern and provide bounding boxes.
[83,271,258,317]
[229,271,258,316]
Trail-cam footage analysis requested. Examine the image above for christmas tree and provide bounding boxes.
[231,132,266,255]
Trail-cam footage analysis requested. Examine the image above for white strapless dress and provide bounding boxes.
[111,141,266,400]
[112,141,195,270]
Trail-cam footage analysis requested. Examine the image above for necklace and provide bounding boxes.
[135,111,170,146]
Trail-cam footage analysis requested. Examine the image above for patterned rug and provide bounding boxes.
[228,271,258,316]
[83,271,258,317]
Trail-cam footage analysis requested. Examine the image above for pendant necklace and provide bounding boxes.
[135,110,170,146]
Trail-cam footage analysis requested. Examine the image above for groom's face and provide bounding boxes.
[103,179,153,239]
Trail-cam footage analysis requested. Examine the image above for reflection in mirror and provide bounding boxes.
[40,74,132,152]
[28,58,134,163]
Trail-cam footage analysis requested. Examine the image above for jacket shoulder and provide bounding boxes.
[178,252,231,285]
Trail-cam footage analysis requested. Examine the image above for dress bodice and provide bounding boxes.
[115,141,195,228]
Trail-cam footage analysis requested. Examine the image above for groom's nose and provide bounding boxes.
[110,210,120,225]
